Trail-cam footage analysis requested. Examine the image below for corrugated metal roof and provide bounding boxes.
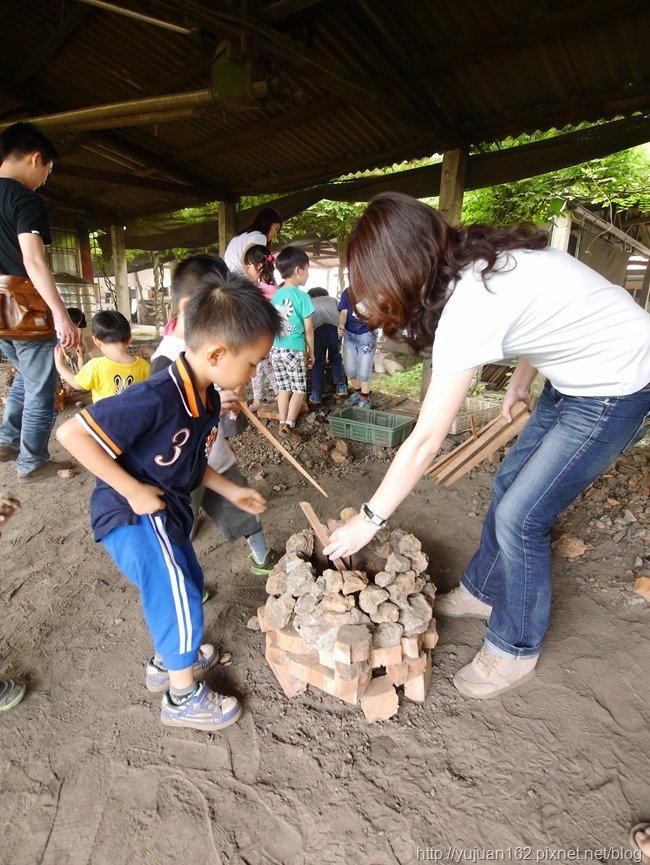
[1,0,648,224]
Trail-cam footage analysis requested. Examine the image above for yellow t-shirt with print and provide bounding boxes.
[75,356,150,403]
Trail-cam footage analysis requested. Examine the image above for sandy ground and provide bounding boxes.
[0,395,649,865]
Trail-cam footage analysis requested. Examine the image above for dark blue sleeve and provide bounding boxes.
[76,382,160,459]
[337,289,349,313]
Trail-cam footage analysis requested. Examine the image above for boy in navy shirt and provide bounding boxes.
[57,274,282,733]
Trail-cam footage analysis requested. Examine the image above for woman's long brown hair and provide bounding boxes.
[347,192,548,352]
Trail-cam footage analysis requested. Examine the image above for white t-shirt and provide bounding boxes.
[224,230,267,274]
[150,336,237,473]
[431,247,650,396]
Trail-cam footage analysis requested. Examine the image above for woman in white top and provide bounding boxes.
[223,207,282,274]
[324,192,650,699]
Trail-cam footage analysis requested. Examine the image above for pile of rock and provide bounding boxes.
[258,515,438,721]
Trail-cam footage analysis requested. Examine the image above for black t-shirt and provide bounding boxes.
[0,178,51,277]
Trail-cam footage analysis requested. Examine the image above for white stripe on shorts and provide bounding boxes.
[149,515,193,655]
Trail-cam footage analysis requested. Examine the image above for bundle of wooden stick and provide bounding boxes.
[426,404,529,486]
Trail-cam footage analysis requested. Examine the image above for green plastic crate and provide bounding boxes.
[327,407,416,447]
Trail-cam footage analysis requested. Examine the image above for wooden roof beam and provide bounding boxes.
[263,0,325,22]
[230,133,446,195]
[417,0,646,76]
[54,165,194,193]
[14,5,91,84]
[174,95,341,162]
[463,83,650,142]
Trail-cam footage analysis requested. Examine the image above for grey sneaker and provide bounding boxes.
[453,647,538,699]
[435,584,493,620]
[145,643,219,693]
[160,682,242,731]
[0,679,26,712]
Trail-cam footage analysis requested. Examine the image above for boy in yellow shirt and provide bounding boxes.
[55,310,149,403]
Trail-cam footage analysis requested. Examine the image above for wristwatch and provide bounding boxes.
[360,502,387,528]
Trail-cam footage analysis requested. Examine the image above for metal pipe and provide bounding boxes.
[0,90,213,131]
[73,0,193,34]
[59,107,210,133]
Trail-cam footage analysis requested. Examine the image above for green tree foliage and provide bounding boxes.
[462,136,650,226]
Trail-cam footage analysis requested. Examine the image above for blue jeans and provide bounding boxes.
[0,337,57,474]
[311,324,346,400]
[462,380,650,658]
[342,329,377,382]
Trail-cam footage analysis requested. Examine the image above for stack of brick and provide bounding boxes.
[258,516,438,722]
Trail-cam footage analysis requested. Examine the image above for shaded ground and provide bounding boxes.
[0,391,648,865]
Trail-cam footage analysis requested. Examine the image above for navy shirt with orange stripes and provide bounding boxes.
[77,353,220,545]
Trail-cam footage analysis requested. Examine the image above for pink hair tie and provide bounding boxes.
[266,254,274,262]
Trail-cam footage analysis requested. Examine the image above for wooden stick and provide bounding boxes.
[434,406,528,484]
[238,401,329,498]
[425,406,528,480]
[439,411,528,485]
[299,501,345,572]
[425,411,506,477]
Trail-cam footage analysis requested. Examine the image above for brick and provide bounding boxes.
[257,604,275,634]
[318,648,336,669]
[360,675,399,722]
[332,624,372,664]
[273,625,310,655]
[401,635,421,659]
[332,666,371,705]
[386,660,410,687]
[335,658,371,681]
[265,641,307,698]
[421,618,439,650]
[370,643,403,668]
[403,650,432,702]
[284,653,332,692]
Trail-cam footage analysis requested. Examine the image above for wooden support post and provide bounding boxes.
[218,200,236,258]
[438,147,468,228]
[420,147,468,401]
[110,224,130,318]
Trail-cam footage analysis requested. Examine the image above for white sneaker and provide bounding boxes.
[435,585,493,620]
[453,647,538,699]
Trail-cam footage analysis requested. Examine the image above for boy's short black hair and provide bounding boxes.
[275,246,309,280]
[184,272,283,351]
[91,310,131,344]
[171,253,228,303]
[1,122,60,164]
[67,307,87,328]
[308,287,328,298]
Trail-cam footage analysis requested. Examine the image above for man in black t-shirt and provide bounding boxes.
[0,123,77,483]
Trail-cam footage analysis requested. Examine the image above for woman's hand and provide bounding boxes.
[322,512,378,559]
[127,483,165,515]
[502,383,531,422]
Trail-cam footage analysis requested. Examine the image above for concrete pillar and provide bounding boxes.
[550,212,572,252]
[110,224,130,318]
[218,200,236,258]
[420,148,468,400]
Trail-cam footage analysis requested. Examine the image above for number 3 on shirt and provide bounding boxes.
[154,428,190,466]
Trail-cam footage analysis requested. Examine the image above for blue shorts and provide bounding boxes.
[102,514,204,670]
[342,330,377,382]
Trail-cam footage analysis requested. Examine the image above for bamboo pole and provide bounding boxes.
[238,402,329,498]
